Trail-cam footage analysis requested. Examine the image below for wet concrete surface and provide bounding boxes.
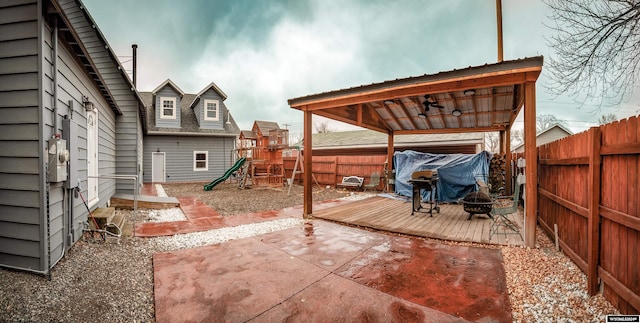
[154,220,511,322]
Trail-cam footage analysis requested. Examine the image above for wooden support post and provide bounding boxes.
[499,130,505,154]
[387,131,394,192]
[505,127,512,195]
[303,110,313,217]
[524,81,537,247]
[496,0,504,63]
[587,126,602,295]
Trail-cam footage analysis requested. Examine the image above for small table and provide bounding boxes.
[408,177,439,216]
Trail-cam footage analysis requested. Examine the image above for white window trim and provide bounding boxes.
[87,109,99,208]
[193,151,208,171]
[203,99,220,121]
[160,97,177,120]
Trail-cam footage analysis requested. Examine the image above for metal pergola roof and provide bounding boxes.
[288,56,543,247]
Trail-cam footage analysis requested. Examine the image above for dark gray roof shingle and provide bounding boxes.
[140,91,240,136]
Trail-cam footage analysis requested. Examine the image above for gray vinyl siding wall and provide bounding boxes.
[0,0,42,271]
[58,0,141,194]
[43,20,116,259]
[143,136,236,183]
[155,87,180,128]
[194,89,225,130]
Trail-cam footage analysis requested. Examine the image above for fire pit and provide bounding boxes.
[460,192,494,220]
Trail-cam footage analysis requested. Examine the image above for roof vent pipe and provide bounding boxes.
[132,44,138,88]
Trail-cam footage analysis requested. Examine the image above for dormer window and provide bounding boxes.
[204,99,219,121]
[160,97,176,119]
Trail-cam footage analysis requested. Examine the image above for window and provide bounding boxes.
[160,97,176,119]
[194,151,208,171]
[204,99,219,121]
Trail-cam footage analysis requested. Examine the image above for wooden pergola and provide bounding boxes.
[288,56,543,247]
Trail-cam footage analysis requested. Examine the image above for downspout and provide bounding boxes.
[49,15,66,269]
[32,0,49,276]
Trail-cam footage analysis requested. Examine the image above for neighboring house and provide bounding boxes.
[304,130,486,156]
[140,80,240,183]
[0,0,145,274]
[512,124,573,153]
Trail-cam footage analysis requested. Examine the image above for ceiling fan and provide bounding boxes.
[422,95,444,111]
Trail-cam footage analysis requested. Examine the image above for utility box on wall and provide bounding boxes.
[62,118,79,189]
[47,137,69,183]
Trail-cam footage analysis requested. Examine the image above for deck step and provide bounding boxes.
[105,212,125,235]
[110,193,180,209]
[89,207,115,230]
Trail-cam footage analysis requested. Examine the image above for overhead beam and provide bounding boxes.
[395,125,507,135]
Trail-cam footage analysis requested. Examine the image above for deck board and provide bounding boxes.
[313,196,525,246]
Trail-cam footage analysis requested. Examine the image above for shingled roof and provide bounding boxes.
[140,91,240,136]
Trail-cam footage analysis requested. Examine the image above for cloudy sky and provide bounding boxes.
[83,0,640,137]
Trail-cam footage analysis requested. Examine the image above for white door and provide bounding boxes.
[86,109,98,206]
[152,152,166,182]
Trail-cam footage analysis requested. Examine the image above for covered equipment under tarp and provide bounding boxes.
[394,150,492,202]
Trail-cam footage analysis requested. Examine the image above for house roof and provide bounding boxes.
[189,82,228,108]
[54,0,147,131]
[303,129,484,149]
[140,92,240,136]
[152,79,185,97]
[288,56,543,135]
[511,123,574,151]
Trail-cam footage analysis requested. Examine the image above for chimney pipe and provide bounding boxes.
[132,44,138,87]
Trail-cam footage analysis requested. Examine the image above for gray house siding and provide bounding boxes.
[194,89,226,130]
[155,87,181,128]
[0,0,43,271]
[143,136,235,183]
[43,18,117,264]
[58,0,141,193]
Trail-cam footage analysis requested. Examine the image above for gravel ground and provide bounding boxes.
[0,183,620,322]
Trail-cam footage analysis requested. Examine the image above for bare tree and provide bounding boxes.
[511,129,524,147]
[485,132,500,153]
[289,132,303,146]
[314,121,333,134]
[545,0,640,109]
[536,114,567,132]
[598,112,618,125]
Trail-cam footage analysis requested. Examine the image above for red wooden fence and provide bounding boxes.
[523,116,640,314]
[283,155,387,189]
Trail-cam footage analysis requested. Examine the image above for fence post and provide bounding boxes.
[587,126,602,295]
[333,156,338,186]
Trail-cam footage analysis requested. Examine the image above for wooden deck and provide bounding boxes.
[312,196,525,246]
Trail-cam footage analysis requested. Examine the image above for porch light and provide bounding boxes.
[464,89,476,96]
[82,95,94,111]
[452,109,462,117]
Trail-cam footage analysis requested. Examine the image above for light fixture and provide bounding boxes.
[452,109,462,117]
[464,89,476,96]
[383,99,395,105]
[82,95,94,111]
[423,94,444,109]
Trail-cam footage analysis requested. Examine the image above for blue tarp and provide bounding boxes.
[394,150,492,202]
